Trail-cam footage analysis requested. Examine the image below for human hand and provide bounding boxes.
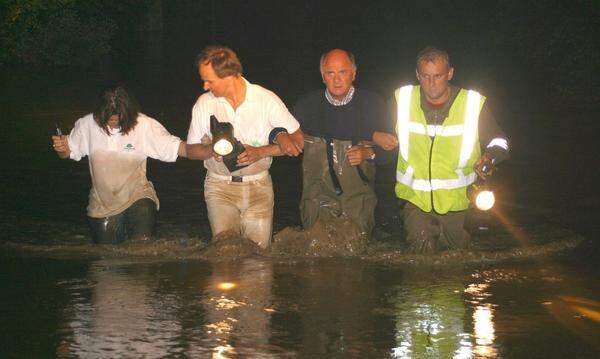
[201,134,222,161]
[213,151,223,162]
[237,144,263,166]
[372,131,398,150]
[290,128,304,151]
[276,132,302,156]
[346,145,372,166]
[474,153,494,180]
[52,135,70,158]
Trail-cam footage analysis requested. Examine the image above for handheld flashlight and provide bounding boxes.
[209,115,247,172]
[474,188,495,211]
[470,157,496,211]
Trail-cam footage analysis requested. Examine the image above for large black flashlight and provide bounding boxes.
[471,183,495,211]
[210,115,247,172]
[469,159,495,211]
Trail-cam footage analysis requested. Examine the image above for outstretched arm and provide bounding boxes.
[52,135,71,159]
[186,143,214,160]
[237,143,286,166]
[177,141,187,158]
[372,131,398,150]
[269,127,305,156]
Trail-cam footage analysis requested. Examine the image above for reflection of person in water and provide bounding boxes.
[51,86,187,244]
[201,258,274,357]
[60,260,181,357]
[390,274,485,358]
[278,261,390,357]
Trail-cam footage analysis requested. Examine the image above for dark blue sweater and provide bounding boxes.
[293,89,389,143]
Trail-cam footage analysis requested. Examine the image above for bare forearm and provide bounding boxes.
[259,144,284,157]
[372,131,398,151]
[57,150,70,159]
[237,143,282,166]
[186,143,214,160]
[274,128,304,156]
[177,141,187,158]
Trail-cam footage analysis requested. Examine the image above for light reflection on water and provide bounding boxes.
[1,257,598,358]
[60,261,184,357]
[390,280,475,358]
[473,304,496,358]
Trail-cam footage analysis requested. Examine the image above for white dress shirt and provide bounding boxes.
[187,78,300,176]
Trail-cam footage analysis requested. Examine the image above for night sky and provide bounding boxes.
[2,1,597,108]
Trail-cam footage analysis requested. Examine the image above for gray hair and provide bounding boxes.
[319,49,357,73]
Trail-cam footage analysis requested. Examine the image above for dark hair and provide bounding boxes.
[196,45,243,78]
[93,86,140,135]
[416,46,451,68]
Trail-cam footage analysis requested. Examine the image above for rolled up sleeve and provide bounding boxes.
[268,97,300,134]
[67,115,90,161]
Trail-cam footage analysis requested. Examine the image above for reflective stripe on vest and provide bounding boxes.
[395,85,481,192]
[458,89,482,171]
[394,85,485,213]
[396,166,478,191]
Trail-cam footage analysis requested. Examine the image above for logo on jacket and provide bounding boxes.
[124,143,135,151]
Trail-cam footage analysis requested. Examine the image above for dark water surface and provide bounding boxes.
[1,255,598,358]
[1,69,599,357]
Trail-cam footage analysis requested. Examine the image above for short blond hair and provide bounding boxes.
[416,46,451,68]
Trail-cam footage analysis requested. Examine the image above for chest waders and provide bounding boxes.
[301,135,376,236]
[325,137,370,196]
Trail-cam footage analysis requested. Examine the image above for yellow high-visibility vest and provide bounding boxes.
[394,85,486,213]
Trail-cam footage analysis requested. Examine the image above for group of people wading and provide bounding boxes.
[52,45,509,254]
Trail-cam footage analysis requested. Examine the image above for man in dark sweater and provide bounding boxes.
[290,49,390,238]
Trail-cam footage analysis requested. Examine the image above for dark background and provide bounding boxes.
[1,0,598,244]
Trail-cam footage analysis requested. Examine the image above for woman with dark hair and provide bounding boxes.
[51,86,187,244]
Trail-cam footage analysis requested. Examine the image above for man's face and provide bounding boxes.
[416,59,454,104]
[199,62,230,98]
[321,51,356,100]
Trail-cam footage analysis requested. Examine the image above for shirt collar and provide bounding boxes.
[325,86,355,106]
[213,77,252,105]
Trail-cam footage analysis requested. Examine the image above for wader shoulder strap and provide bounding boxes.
[325,137,343,195]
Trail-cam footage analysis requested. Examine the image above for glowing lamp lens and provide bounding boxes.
[213,138,233,156]
[217,282,236,290]
[475,190,495,211]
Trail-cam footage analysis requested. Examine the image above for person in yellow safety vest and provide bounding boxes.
[375,46,509,253]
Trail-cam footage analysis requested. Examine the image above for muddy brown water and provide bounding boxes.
[1,154,597,357]
[2,72,599,357]
[1,249,599,357]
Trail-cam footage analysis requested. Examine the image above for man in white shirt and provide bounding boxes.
[186,45,302,248]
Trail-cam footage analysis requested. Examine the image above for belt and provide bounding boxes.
[208,171,268,183]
